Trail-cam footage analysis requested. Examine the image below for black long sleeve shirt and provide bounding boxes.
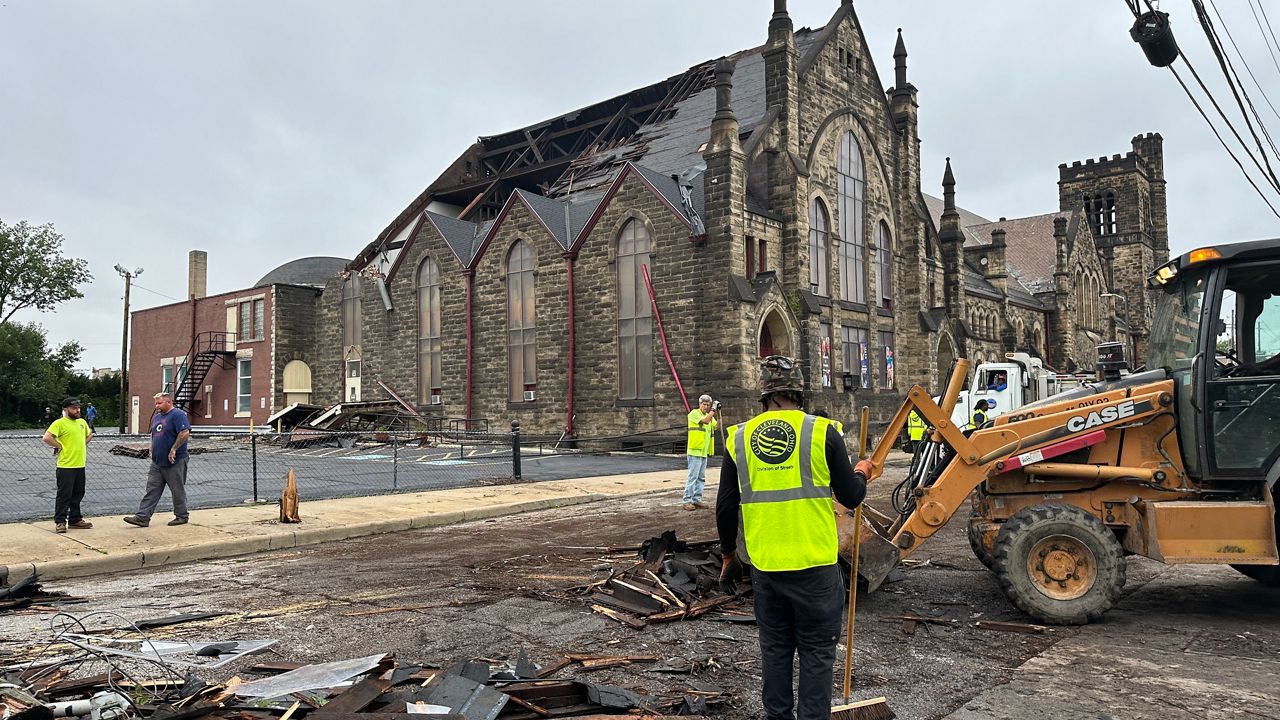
[716,422,866,556]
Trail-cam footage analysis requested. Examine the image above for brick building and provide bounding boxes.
[289,0,1168,439]
[126,252,340,430]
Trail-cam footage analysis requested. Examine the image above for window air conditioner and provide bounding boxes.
[523,390,537,402]
[429,395,442,405]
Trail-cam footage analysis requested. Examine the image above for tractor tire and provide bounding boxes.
[968,517,995,571]
[992,504,1126,625]
[1231,564,1280,586]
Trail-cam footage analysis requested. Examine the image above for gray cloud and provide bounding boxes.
[3,1,1276,370]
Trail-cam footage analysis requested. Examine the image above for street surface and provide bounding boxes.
[3,462,1277,719]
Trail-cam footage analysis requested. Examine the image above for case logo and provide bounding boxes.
[1066,399,1136,433]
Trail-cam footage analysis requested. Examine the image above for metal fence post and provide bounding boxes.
[511,420,522,481]
[392,435,399,491]
[251,431,259,503]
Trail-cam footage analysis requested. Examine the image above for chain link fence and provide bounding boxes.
[0,426,689,524]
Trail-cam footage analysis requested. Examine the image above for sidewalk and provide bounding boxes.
[0,469,688,585]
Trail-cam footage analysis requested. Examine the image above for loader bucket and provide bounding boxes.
[836,503,902,593]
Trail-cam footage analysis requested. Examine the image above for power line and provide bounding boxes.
[129,283,182,302]
[1207,0,1280,123]
[1253,0,1280,76]
[1169,64,1280,218]
[1193,0,1280,187]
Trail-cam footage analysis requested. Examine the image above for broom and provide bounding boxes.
[832,406,894,720]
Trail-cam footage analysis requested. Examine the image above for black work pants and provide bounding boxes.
[752,563,844,720]
[54,467,87,524]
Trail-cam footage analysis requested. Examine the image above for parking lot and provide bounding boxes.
[0,432,686,522]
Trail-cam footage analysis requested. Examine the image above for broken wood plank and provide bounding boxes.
[589,604,646,630]
[576,658,632,671]
[974,620,1051,634]
[564,654,659,662]
[589,592,658,618]
[897,614,959,627]
[504,695,552,717]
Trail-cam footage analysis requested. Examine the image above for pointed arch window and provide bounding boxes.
[837,132,867,303]
[875,220,893,310]
[617,219,654,400]
[341,273,362,349]
[808,198,830,296]
[507,240,537,402]
[417,257,442,405]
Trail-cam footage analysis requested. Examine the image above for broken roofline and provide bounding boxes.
[396,162,697,280]
[353,4,870,271]
[347,66,704,274]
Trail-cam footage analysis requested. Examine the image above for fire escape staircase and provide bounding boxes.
[174,331,237,410]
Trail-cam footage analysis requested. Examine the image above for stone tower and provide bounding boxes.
[1057,133,1169,362]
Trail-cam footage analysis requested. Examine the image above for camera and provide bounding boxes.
[712,400,722,411]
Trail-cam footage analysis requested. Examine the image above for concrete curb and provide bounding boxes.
[1,487,658,584]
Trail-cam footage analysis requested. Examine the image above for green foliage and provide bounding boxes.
[0,321,90,427]
[0,218,92,324]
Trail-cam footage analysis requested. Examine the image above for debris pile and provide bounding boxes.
[1,610,730,720]
[577,532,752,630]
[0,575,78,617]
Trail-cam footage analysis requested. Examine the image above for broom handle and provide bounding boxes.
[843,406,870,703]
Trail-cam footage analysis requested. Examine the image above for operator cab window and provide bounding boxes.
[1207,262,1280,474]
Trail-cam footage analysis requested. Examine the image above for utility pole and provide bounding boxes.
[115,264,143,433]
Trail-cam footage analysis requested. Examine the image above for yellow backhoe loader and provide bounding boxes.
[845,238,1280,624]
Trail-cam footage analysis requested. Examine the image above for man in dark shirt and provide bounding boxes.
[124,392,192,527]
[716,356,869,720]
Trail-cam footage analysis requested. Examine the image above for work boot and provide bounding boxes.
[692,501,707,509]
[123,515,149,527]
[167,517,188,526]
[55,523,67,533]
[682,502,697,511]
[69,520,93,529]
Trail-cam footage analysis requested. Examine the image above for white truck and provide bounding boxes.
[945,353,1095,429]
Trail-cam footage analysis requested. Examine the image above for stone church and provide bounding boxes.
[296,0,1168,439]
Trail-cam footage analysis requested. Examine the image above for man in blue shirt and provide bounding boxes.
[85,402,97,431]
[124,392,192,527]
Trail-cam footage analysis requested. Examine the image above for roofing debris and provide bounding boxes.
[108,446,218,460]
[0,575,80,617]
[567,532,753,631]
[3,639,725,720]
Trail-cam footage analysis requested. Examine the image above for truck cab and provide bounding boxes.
[945,353,1093,428]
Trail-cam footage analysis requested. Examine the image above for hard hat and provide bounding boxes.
[759,355,805,399]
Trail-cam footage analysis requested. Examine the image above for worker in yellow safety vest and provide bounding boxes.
[905,409,927,452]
[972,398,990,429]
[683,394,719,510]
[715,355,869,720]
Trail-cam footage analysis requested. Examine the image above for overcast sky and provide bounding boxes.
[4,0,1279,371]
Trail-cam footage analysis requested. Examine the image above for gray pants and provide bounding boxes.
[136,458,189,521]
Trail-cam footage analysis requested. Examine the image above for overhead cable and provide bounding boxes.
[1193,0,1280,188]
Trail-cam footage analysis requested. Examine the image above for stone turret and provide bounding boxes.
[702,57,745,252]
[939,159,967,327]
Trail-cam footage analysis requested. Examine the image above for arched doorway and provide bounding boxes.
[759,308,793,358]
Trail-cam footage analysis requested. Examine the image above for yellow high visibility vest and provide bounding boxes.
[906,411,926,441]
[725,410,838,572]
[972,409,988,428]
[687,409,716,457]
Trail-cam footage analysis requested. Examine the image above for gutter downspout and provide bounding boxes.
[564,253,577,437]
[464,270,474,430]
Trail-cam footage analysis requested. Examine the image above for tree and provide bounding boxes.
[0,321,82,426]
[0,219,92,325]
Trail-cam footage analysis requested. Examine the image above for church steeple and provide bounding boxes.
[768,0,793,45]
[894,28,908,89]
